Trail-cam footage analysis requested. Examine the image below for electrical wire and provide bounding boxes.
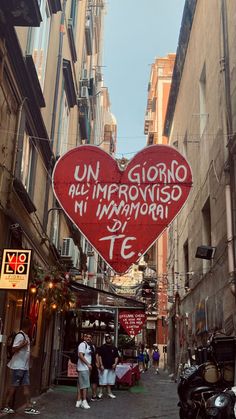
[0,127,235,147]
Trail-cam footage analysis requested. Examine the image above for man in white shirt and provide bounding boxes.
[76,333,92,409]
[1,318,40,415]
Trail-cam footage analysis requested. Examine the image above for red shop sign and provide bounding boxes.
[119,311,147,336]
[52,145,192,274]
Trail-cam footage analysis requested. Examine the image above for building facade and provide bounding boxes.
[164,0,236,374]
[0,0,110,404]
[144,55,175,361]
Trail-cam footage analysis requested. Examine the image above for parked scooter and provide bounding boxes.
[205,387,236,418]
[178,363,221,418]
[177,335,235,419]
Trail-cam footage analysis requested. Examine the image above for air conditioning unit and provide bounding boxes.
[61,238,75,258]
[80,86,89,99]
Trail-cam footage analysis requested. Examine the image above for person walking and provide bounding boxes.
[76,333,92,409]
[152,344,160,374]
[143,346,150,371]
[97,333,119,399]
[137,344,145,373]
[1,318,40,415]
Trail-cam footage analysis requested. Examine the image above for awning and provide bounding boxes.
[70,280,145,310]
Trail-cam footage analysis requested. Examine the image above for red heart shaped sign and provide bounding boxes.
[52,145,192,274]
[119,311,147,336]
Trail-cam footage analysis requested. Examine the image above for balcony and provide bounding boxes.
[68,18,77,63]
[1,0,42,27]
[25,55,45,108]
[63,59,77,107]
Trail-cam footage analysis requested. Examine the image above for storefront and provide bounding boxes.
[56,280,145,383]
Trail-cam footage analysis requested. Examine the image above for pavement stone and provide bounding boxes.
[3,368,179,419]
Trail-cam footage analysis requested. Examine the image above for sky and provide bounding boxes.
[103,0,185,158]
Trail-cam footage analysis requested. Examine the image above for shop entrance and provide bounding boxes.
[55,281,145,384]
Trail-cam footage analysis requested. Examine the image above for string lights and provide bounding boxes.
[0,126,235,156]
[30,265,78,311]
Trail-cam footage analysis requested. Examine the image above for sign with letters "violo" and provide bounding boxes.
[52,145,192,274]
[0,249,32,289]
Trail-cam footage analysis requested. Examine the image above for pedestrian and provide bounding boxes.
[148,347,153,367]
[152,344,160,374]
[89,337,101,401]
[137,344,145,373]
[75,333,92,409]
[1,318,40,415]
[97,333,119,399]
[143,346,150,371]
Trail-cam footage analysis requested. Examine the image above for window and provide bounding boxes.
[202,198,211,246]
[57,89,70,157]
[183,240,189,289]
[199,64,207,136]
[202,198,212,272]
[70,0,78,29]
[27,0,51,90]
[20,133,36,197]
[51,210,60,248]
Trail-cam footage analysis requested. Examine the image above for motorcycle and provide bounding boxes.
[177,335,235,419]
[205,386,236,418]
[177,363,221,418]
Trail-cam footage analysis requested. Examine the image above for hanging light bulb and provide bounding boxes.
[30,285,37,294]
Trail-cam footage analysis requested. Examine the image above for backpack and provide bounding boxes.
[70,347,79,364]
[153,350,160,361]
[70,342,90,365]
[88,343,96,366]
[6,331,25,360]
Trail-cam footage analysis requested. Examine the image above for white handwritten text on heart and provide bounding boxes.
[67,160,188,260]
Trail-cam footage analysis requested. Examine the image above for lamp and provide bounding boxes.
[195,245,216,260]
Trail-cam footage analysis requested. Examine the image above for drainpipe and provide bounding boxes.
[220,0,236,384]
[42,0,67,230]
[220,0,235,294]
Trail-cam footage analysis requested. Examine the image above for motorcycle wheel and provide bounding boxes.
[179,407,187,419]
[179,407,206,419]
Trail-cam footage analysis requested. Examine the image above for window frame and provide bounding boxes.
[26,0,51,90]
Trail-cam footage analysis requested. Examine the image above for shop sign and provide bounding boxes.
[0,249,32,290]
[52,145,192,274]
[113,286,138,297]
[67,359,77,377]
[119,310,147,336]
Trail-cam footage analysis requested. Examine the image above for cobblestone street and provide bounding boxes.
[4,368,179,419]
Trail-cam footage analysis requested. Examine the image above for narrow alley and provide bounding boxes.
[3,369,179,419]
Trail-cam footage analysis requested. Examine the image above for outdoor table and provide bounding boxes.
[116,362,140,386]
